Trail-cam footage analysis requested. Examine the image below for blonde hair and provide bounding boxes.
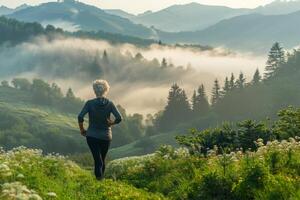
[93,79,110,97]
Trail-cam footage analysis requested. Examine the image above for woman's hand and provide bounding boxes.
[107,119,115,127]
[80,129,87,137]
[78,122,86,137]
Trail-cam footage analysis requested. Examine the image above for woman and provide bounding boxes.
[78,80,122,180]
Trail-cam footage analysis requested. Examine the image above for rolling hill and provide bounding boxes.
[8,0,156,38]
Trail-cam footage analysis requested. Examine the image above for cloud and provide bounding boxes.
[0,36,266,115]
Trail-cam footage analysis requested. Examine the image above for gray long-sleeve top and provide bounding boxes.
[78,97,122,140]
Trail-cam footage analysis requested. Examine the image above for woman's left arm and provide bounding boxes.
[107,102,122,126]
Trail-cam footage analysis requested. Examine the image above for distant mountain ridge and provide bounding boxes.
[157,10,300,52]
[131,3,251,32]
[104,9,136,19]
[0,4,30,16]
[0,6,13,15]
[8,1,156,38]
[110,1,300,32]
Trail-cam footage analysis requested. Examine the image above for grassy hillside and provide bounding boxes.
[106,138,300,200]
[0,147,165,200]
[0,86,86,154]
[109,131,180,159]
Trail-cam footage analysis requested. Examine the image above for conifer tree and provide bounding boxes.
[192,90,197,112]
[221,77,230,96]
[192,85,210,117]
[161,58,168,68]
[197,84,210,114]
[229,73,235,90]
[157,84,191,131]
[251,68,261,84]
[66,88,75,99]
[135,52,144,60]
[1,80,9,87]
[235,72,246,89]
[211,79,221,106]
[103,50,109,64]
[264,42,285,79]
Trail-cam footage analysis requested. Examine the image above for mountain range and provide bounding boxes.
[158,11,300,52]
[109,0,300,32]
[8,1,156,38]
[0,4,30,16]
[2,0,300,52]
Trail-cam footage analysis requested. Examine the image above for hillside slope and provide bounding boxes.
[8,1,155,38]
[132,3,250,32]
[0,86,85,154]
[0,147,165,199]
[158,11,300,52]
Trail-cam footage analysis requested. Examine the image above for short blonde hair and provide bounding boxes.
[93,79,110,97]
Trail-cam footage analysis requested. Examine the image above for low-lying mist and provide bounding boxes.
[0,36,266,115]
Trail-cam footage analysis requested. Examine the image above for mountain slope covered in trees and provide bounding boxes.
[0,16,156,47]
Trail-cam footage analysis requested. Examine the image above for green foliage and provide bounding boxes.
[0,78,148,151]
[211,79,221,106]
[251,68,262,85]
[264,42,285,79]
[106,137,300,200]
[156,84,191,132]
[176,118,273,155]
[0,147,165,200]
[192,84,210,117]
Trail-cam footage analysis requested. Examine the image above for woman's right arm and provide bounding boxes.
[78,101,89,136]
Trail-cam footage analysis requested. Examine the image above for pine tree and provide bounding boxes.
[161,58,167,68]
[229,73,235,90]
[251,68,261,84]
[1,80,9,87]
[211,79,221,106]
[192,90,197,111]
[157,83,191,131]
[221,77,230,96]
[264,42,285,79]
[135,52,144,60]
[197,84,210,114]
[66,88,75,99]
[103,50,109,64]
[235,72,246,89]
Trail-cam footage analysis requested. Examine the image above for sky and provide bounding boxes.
[0,0,275,14]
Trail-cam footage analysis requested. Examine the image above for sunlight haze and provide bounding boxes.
[1,0,275,14]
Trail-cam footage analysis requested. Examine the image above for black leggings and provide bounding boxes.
[86,137,111,179]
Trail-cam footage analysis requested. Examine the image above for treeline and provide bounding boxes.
[148,42,292,135]
[177,106,299,155]
[1,78,83,114]
[0,78,147,150]
[0,16,157,46]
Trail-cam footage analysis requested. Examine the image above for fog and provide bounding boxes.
[0,36,266,115]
